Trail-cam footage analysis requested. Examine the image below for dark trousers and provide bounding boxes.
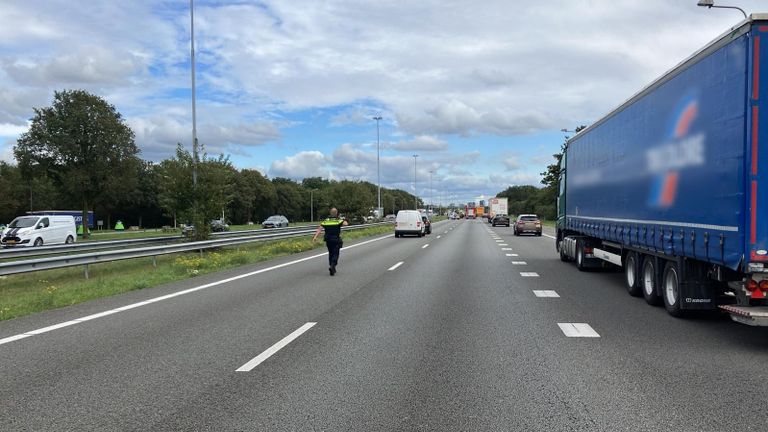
[326,238,342,267]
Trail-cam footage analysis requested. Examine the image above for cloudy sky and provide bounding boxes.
[0,0,763,204]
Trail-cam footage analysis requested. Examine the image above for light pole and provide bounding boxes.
[696,0,747,19]
[373,116,382,218]
[429,170,434,214]
[413,154,419,209]
[190,0,198,187]
[310,189,317,222]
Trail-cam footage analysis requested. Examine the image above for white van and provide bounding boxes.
[394,210,425,237]
[1,215,77,247]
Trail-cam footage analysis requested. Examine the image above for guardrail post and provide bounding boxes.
[84,264,89,280]
[152,256,157,268]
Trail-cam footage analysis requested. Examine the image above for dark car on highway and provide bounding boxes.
[491,214,510,227]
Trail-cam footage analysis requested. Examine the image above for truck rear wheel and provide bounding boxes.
[575,239,587,271]
[662,261,687,317]
[558,241,569,262]
[642,258,662,306]
[624,252,642,297]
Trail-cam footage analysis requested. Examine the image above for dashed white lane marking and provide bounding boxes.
[388,261,404,271]
[422,244,429,249]
[236,322,317,372]
[558,323,600,338]
[495,240,503,242]
[511,261,527,265]
[498,243,508,246]
[520,272,539,277]
[445,231,449,234]
[0,234,394,347]
[505,253,519,257]
[502,248,513,251]
[543,233,556,239]
[437,235,441,239]
[533,290,559,298]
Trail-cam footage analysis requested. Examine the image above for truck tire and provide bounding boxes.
[662,261,687,317]
[557,240,569,262]
[642,258,662,306]
[624,252,642,297]
[575,239,587,271]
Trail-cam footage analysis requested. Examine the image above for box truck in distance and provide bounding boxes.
[556,15,768,326]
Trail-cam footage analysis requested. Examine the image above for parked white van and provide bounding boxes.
[394,210,425,237]
[1,215,77,247]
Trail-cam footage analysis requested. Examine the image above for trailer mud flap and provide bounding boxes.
[679,281,717,310]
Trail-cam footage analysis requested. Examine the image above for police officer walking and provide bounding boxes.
[312,208,348,276]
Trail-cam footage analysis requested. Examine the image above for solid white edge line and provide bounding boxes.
[0,334,32,344]
[0,234,393,346]
[236,322,317,372]
[543,233,556,239]
[388,261,404,271]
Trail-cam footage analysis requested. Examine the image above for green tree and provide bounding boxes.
[228,169,275,224]
[271,177,305,221]
[0,162,25,223]
[156,144,234,239]
[14,90,140,238]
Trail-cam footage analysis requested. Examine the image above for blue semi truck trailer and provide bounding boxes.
[556,15,768,326]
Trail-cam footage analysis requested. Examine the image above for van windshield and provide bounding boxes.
[9,217,38,228]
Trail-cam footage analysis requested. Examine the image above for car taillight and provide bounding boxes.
[746,279,759,292]
[760,280,768,291]
[517,221,524,225]
[417,222,421,227]
[535,221,541,225]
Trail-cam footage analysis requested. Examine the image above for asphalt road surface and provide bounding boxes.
[1,219,767,431]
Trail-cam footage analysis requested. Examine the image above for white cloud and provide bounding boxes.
[129,116,280,161]
[502,156,522,171]
[269,151,329,179]
[0,123,28,136]
[385,135,448,152]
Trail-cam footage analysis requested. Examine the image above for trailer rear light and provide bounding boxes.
[760,280,768,291]
[746,279,759,292]
[584,247,594,254]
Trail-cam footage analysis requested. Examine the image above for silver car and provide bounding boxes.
[262,215,289,228]
[513,214,542,236]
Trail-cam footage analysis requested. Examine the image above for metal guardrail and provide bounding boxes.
[0,222,392,278]
[0,224,322,260]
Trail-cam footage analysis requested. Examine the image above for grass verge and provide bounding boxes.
[0,224,393,321]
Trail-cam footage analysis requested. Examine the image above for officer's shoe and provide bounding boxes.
[330,265,336,276]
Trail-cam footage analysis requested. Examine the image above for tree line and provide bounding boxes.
[0,90,422,238]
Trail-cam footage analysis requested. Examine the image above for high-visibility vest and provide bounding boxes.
[320,218,343,239]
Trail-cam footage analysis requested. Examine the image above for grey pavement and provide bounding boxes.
[1,219,767,431]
